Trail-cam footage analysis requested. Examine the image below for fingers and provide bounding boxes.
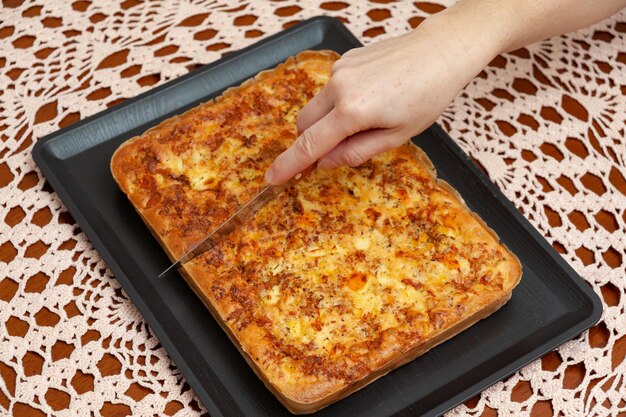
[295,84,334,133]
[266,108,355,184]
[317,128,406,170]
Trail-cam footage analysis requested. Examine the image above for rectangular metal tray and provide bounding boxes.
[33,16,602,417]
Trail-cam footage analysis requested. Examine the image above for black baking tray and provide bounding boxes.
[33,16,602,417]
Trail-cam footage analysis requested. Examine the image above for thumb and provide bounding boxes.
[265,108,354,184]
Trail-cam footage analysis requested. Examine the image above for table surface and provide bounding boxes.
[0,1,624,417]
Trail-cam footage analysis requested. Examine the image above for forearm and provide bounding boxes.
[432,0,626,56]
[500,0,626,52]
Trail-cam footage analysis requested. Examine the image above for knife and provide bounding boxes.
[158,165,314,278]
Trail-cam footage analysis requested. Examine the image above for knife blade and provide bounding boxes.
[158,165,314,278]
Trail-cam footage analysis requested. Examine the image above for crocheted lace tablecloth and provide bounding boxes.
[0,1,624,416]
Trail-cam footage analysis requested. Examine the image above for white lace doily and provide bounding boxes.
[0,1,624,416]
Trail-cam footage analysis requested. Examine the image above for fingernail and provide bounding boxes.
[264,167,274,184]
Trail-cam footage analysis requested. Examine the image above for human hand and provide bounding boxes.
[265,0,626,185]
[264,7,504,184]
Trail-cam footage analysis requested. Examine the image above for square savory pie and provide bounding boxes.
[110,50,522,414]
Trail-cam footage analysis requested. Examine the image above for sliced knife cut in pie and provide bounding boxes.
[110,50,522,414]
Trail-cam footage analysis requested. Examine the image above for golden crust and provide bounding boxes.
[110,50,522,414]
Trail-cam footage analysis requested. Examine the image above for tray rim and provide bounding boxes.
[32,15,603,417]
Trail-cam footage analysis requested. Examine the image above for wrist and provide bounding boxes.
[418,0,519,65]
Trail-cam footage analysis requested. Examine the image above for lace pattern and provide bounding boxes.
[0,1,624,416]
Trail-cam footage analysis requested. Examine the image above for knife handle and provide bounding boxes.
[289,163,316,185]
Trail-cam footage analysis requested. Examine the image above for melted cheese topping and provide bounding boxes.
[204,156,510,360]
[111,51,520,404]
